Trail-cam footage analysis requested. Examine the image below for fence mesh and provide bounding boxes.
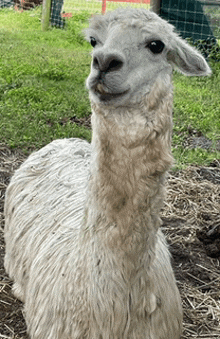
[49,0,220,42]
[49,0,151,28]
[160,0,220,41]
[51,0,65,27]
[60,0,151,18]
[1,0,219,42]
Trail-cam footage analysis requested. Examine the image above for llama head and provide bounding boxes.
[85,8,211,107]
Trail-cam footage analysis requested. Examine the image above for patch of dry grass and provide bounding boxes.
[0,145,220,339]
[162,167,220,339]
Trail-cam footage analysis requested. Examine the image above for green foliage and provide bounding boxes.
[187,38,220,62]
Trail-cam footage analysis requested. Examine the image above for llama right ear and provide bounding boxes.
[167,36,212,76]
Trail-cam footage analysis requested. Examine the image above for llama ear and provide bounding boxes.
[167,37,211,76]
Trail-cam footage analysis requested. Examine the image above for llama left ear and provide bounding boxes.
[167,36,212,76]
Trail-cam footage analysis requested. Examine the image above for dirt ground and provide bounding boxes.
[0,144,220,339]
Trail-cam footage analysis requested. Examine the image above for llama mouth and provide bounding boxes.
[94,83,129,101]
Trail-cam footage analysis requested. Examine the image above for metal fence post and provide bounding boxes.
[102,0,107,14]
[150,0,161,14]
[42,0,51,31]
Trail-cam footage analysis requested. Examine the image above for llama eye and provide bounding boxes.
[90,37,97,48]
[147,40,165,54]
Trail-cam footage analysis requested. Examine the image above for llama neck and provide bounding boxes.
[85,77,173,254]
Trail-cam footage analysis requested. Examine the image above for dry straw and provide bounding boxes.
[0,145,220,338]
[162,166,220,339]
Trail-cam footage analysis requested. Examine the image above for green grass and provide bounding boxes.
[172,62,220,167]
[0,8,92,151]
[0,7,220,168]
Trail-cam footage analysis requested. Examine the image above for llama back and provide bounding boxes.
[4,138,91,302]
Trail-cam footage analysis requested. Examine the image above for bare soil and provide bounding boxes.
[0,144,220,339]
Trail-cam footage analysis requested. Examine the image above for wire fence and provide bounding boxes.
[49,0,151,29]
[51,0,220,42]
[62,0,151,15]
[160,0,220,41]
[0,0,219,42]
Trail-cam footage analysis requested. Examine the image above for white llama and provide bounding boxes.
[4,7,211,339]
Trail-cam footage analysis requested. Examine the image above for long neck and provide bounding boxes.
[84,76,173,256]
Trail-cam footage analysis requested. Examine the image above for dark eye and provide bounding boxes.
[147,40,165,54]
[90,37,97,48]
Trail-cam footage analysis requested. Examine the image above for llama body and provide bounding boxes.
[4,7,211,339]
[5,135,181,339]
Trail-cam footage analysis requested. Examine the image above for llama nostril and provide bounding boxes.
[93,53,124,73]
[93,57,99,69]
[107,59,123,72]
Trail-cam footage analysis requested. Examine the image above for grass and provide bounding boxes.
[172,62,220,167]
[0,6,220,168]
[0,8,92,150]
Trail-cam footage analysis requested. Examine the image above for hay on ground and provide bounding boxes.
[0,145,220,339]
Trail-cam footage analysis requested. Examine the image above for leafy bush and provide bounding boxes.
[187,38,220,62]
